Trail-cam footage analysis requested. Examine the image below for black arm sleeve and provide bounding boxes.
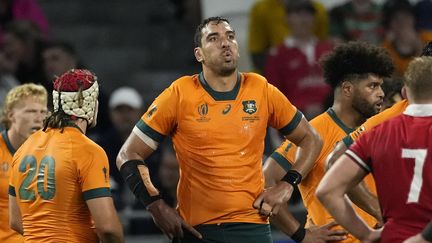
[119,160,161,208]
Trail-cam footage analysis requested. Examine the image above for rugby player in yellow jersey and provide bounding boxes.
[8,69,124,243]
[0,83,48,243]
[117,16,322,243]
[326,41,432,177]
[263,41,395,243]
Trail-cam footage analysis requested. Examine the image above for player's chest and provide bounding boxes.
[177,97,268,137]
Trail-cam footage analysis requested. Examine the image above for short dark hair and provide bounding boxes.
[285,0,316,15]
[44,40,77,57]
[194,16,230,47]
[382,0,414,28]
[321,41,394,88]
[421,42,432,57]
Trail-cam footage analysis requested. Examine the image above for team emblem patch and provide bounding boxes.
[242,100,257,114]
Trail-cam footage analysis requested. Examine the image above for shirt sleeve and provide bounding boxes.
[345,131,374,172]
[267,83,303,135]
[270,139,296,172]
[133,84,178,148]
[77,145,111,201]
[8,153,20,197]
[344,100,407,146]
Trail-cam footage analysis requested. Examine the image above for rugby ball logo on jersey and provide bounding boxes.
[242,100,257,114]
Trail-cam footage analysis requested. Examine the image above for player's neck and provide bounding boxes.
[73,119,88,134]
[332,102,366,129]
[201,68,237,92]
[7,129,26,152]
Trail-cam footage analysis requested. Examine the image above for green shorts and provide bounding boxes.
[175,222,272,243]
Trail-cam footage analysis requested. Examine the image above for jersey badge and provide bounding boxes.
[242,100,257,115]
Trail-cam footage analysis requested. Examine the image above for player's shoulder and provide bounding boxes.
[364,99,408,130]
[310,111,334,132]
[69,130,106,157]
[242,72,270,86]
[171,74,199,89]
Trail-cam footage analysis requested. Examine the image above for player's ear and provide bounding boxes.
[194,47,203,63]
[7,110,15,124]
[341,81,353,97]
[401,85,408,99]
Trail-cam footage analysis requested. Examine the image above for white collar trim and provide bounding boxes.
[403,104,432,117]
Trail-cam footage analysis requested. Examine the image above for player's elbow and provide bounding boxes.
[95,223,124,243]
[9,219,23,235]
[315,181,331,206]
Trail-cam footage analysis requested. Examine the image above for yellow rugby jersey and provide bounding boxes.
[134,72,302,226]
[0,131,23,243]
[271,108,378,243]
[343,99,409,146]
[9,126,111,243]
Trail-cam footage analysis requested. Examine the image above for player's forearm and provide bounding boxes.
[347,182,382,224]
[97,229,124,243]
[318,193,372,240]
[325,141,347,171]
[291,130,322,178]
[270,203,302,236]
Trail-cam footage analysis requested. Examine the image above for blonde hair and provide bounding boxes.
[1,83,48,129]
[404,57,432,102]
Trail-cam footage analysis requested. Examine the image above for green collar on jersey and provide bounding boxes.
[2,130,16,155]
[199,72,241,101]
[326,108,355,134]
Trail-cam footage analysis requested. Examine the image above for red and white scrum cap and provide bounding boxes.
[53,69,99,123]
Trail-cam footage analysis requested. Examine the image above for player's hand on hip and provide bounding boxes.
[303,220,347,243]
[253,181,294,217]
[147,199,202,240]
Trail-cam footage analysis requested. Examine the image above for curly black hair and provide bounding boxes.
[193,16,230,48]
[321,41,394,88]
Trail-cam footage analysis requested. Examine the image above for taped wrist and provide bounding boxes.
[290,225,306,242]
[422,222,432,241]
[119,159,161,208]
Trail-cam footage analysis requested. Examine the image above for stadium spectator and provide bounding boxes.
[264,0,333,120]
[247,0,328,72]
[329,0,384,45]
[382,0,424,78]
[0,0,50,45]
[2,20,47,88]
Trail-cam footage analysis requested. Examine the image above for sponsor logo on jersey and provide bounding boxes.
[242,100,257,114]
[147,105,157,118]
[222,104,232,115]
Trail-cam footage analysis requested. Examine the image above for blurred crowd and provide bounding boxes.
[1,0,431,236]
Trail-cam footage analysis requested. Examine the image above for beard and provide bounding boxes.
[205,55,238,77]
[352,93,380,119]
[217,64,237,76]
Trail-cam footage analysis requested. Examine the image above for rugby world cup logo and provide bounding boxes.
[198,103,208,116]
